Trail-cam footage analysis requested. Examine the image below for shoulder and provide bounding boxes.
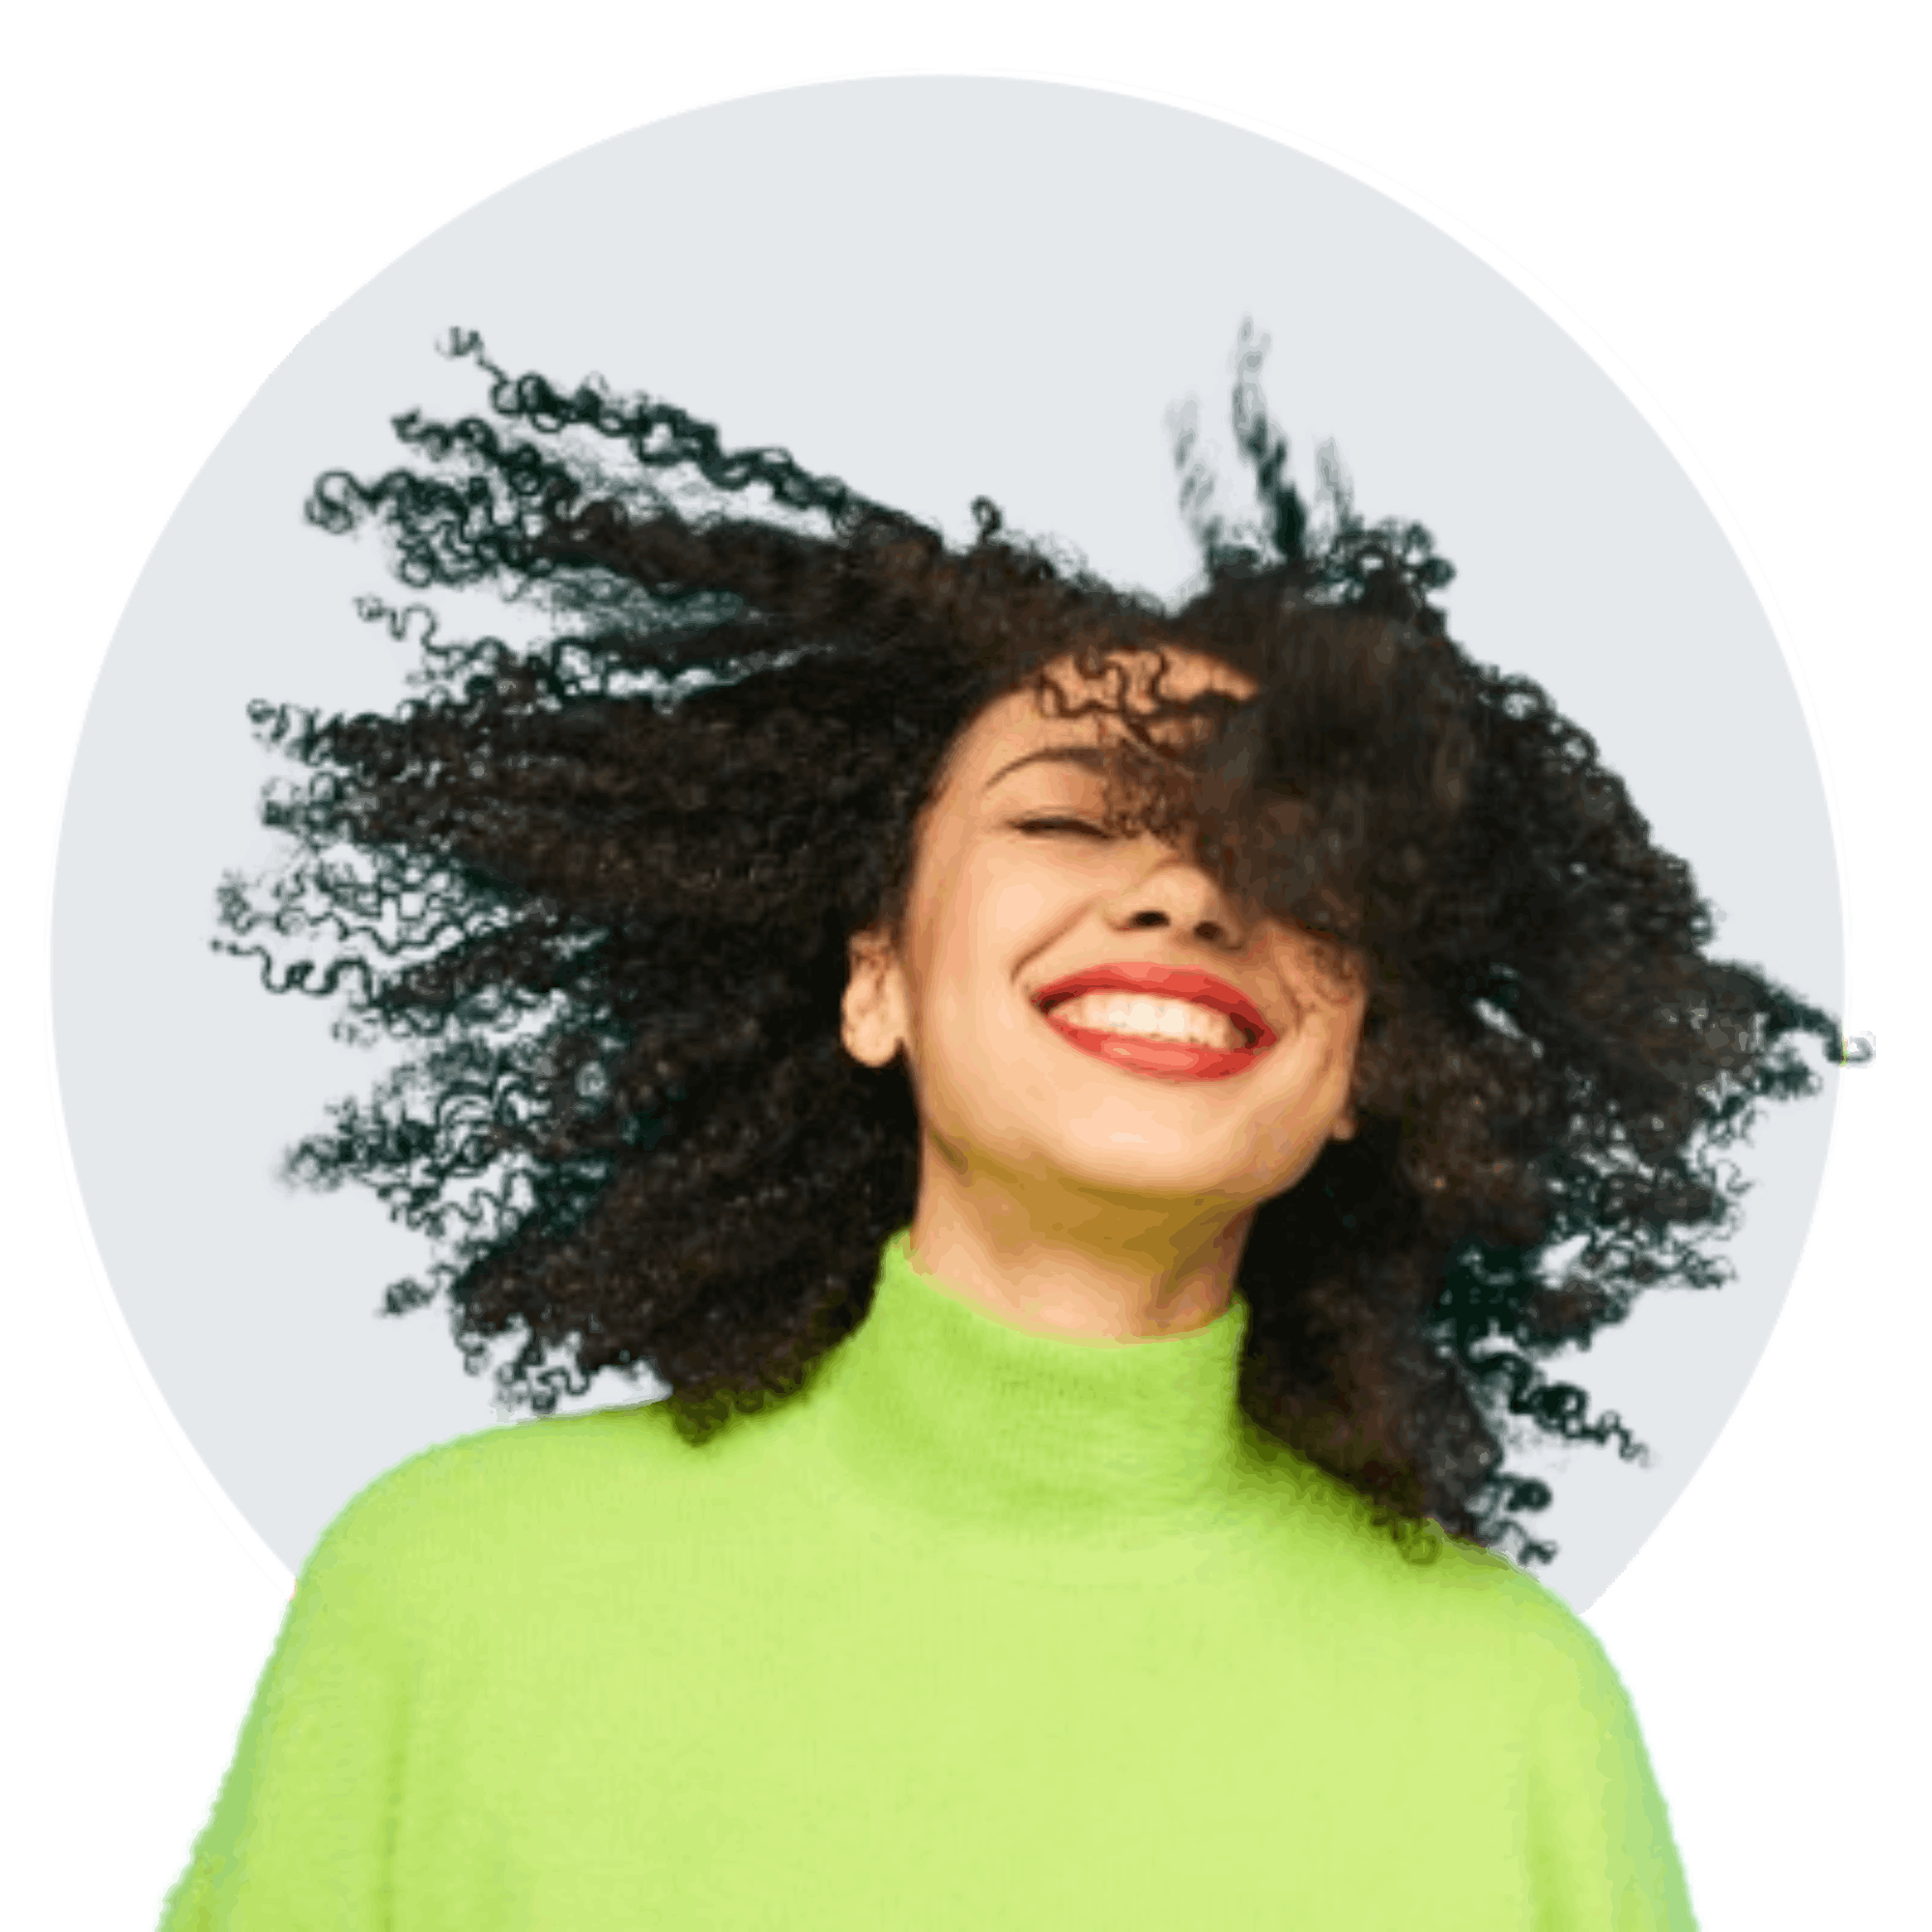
[1254,1451,1629,1700]
[300,1401,693,1589]
[1384,1539,1644,1747]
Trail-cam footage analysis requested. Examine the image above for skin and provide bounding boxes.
[841,646,1368,1343]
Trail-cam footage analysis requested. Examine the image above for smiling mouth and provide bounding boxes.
[1047,990,1248,1050]
[1030,965,1276,1082]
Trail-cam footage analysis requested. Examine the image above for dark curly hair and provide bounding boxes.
[217,327,1847,1565]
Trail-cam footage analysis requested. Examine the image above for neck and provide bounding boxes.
[907,1143,1254,1341]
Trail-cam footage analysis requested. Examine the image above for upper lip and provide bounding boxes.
[1030,962,1277,1049]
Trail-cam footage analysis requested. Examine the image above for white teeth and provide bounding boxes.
[1048,992,1245,1051]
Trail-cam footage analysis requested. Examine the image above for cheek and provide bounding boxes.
[902,866,1072,1103]
[973,851,1071,943]
[981,873,1059,939]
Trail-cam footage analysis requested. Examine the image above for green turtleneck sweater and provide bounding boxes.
[161,1233,1694,1928]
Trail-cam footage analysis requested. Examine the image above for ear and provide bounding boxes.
[841,927,908,1069]
[1328,1106,1358,1144]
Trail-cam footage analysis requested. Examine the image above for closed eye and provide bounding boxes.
[1013,815,1110,838]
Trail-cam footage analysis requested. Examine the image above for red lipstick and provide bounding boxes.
[1030,962,1278,1082]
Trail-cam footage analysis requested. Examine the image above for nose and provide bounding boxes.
[1101,846,1249,950]
[1128,908,1229,947]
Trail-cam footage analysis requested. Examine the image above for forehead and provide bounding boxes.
[950,646,1256,783]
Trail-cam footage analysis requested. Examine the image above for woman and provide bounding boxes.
[164,331,1839,1926]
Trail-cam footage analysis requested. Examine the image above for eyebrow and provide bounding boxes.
[981,747,1112,793]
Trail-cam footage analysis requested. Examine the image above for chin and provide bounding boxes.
[1028,1122,1267,1208]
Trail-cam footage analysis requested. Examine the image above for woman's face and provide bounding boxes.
[842,648,1369,1218]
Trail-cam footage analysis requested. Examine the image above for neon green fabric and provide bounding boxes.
[162,1232,1695,1928]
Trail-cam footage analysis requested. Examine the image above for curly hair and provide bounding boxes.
[217,327,1846,1564]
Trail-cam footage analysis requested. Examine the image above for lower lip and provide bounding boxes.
[1038,1009,1264,1081]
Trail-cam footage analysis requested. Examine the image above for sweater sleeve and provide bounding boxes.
[1520,1605,1697,1932]
[156,1483,415,1931]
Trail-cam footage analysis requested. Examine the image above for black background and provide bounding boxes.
[48,71,1886,1917]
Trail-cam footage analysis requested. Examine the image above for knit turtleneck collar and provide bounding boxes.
[796,1231,1265,1581]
